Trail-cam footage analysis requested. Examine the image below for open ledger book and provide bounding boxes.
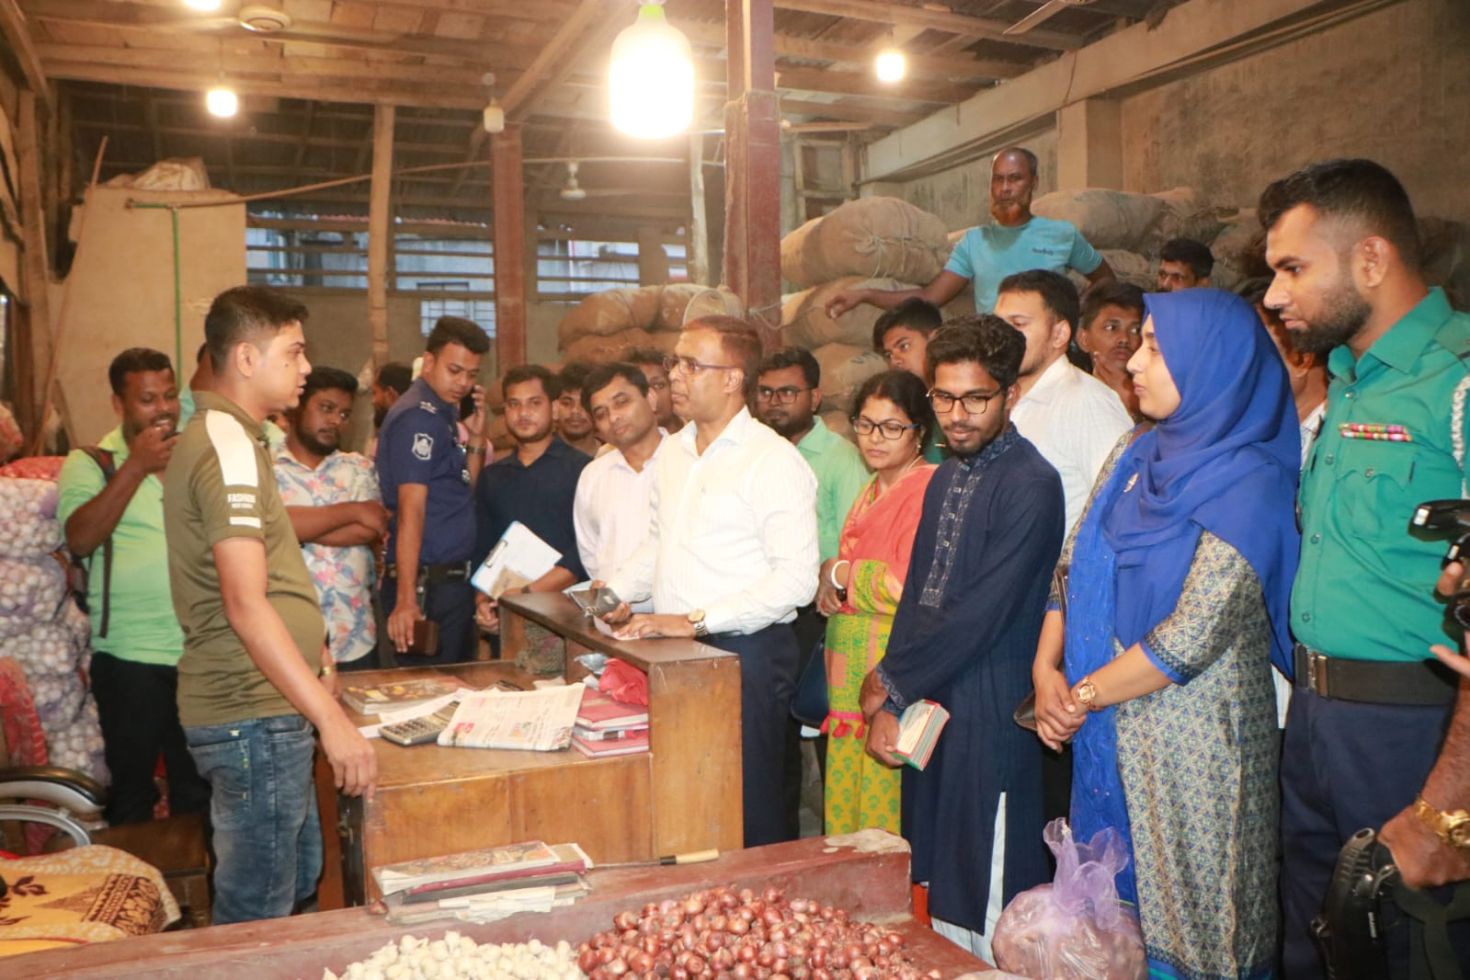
[471,521,561,599]
[437,684,586,751]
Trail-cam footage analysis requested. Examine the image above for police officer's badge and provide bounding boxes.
[412,432,434,460]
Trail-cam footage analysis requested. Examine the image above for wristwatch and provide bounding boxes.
[1414,796,1470,852]
[1074,676,1099,712]
[687,609,709,638]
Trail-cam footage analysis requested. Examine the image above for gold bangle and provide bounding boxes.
[466,445,486,457]
[320,665,336,676]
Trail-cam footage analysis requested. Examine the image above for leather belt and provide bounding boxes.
[1293,643,1457,706]
[383,562,472,585]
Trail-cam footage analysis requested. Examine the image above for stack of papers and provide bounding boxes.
[572,691,650,758]
[437,684,585,751]
[374,841,593,926]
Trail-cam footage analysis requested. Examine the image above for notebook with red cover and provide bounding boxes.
[576,691,649,730]
[573,730,650,758]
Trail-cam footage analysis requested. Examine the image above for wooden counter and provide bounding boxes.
[318,594,743,906]
[13,833,992,978]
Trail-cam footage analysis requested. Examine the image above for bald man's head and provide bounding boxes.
[990,147,1039,226]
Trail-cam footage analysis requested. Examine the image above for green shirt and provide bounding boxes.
[1294,287,1470,662]
[56,426,185,666]
[797,417,870,563]
[164,391,324,726]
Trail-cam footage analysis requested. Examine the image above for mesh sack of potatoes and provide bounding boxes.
[782,198,951,288]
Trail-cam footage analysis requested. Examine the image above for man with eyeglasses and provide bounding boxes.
[995,269,1134,535]
[627,347,682,434]
[603,316,819,848]
[858,315,1064,962]
[755,346,869,826]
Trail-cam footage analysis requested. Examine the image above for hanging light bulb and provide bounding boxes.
[609,1,694,140]
[205,85,239,118]
[875,48,907,84]
[183,0,223,11]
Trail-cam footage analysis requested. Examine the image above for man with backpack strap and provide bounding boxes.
[57,347,209,825]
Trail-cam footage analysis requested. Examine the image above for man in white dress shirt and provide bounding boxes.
[605,316,819,846]
[995,269,1134,535]
[573,362,666,610]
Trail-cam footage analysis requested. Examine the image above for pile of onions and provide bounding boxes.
[577,885,942,979]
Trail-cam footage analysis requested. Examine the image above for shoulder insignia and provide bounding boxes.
[419,400,439,415]
[412,432,435,460]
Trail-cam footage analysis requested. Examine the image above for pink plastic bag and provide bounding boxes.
[992,818,1146,979]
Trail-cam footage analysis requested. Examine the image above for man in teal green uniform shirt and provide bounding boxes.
[1263,159,1470,975]
[57,347,210,824]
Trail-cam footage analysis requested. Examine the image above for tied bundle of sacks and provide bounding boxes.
[0,471,108,784]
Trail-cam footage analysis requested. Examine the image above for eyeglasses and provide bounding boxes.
[663,355,738,376]
[928,388,1003,415]
[755,385,811,404]
[852,416,919,440]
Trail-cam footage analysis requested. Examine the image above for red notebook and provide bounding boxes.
[576,691,649,730]
[573,730,650,758]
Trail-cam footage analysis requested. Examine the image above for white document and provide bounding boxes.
[438,684,586,751]
[471,521,562,598]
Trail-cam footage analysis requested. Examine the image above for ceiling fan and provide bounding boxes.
[147,2,405,45]
[1003,0,1098,36]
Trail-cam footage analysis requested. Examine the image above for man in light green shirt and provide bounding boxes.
[756,349,869,563]
[57,347,209,825]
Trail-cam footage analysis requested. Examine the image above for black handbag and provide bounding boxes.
[790,639,829,728]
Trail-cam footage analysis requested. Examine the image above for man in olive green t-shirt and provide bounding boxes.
[164,285,376,925]
[57,347,209,825]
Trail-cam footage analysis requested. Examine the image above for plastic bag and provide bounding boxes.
[992,818,1146,979]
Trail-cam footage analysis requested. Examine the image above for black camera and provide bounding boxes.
[1312,828,1398,979]
[1410,499,1470,629]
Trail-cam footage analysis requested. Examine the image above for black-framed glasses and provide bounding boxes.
[851,416,919,440]
[755,385,811,404]
[928,388,1003,415]
[663,354,738,376]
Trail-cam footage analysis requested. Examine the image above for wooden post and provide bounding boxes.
[687,131,710,287]
[723,0,782,342]
[367,104,394,368]
[15,90,50,442]
[491,124,527,370]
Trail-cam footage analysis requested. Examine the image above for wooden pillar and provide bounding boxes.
[367,104,394,368]
[491,124,528,370]
[723,0,781,341]
[687,131,710,287]
[15,90,50,442]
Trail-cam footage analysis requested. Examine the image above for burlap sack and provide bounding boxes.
[1149,187,1230,252]
[1031,188,1167,253]
[561,327,655,364]
[1099,250,1155,289]
[629,285,664,329]
[782,198,950,288]
[558,289,642,345]
[813,343,888,416]
[782,276,912,350]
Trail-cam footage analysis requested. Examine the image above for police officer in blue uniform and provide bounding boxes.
[376,316,490,664]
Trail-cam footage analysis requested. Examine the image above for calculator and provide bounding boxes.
[380,701,461,747]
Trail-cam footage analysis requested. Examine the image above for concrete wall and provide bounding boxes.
[1119,0,1470,217]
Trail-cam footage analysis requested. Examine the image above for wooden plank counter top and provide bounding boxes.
[13,833,992,979]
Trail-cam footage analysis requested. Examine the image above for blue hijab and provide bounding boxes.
[1065,288,1301,905]
[1104,288,1301,677]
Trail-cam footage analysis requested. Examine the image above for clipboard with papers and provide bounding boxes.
[470,521,562,598]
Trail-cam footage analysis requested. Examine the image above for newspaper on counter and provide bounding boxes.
[437,683,585,751]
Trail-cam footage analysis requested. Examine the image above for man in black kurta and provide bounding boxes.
[863,315,1065,960]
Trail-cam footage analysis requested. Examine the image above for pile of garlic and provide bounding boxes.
[322,931,583,980]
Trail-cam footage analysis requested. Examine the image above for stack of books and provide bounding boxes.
[572,691,650,758]
[341,676,459,717]
[372,840,592,926]
[894,699,950,771]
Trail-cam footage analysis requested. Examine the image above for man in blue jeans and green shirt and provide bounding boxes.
[164,285,376,924]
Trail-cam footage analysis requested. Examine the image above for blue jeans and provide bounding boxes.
[185,714,323,924]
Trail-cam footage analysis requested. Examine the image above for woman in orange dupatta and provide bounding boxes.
[817,370,937,834]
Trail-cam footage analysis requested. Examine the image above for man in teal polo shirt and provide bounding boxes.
[1263,159,1470,975]
[825,147,1115,320]
[58,347,210,825]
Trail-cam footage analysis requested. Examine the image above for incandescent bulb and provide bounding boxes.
[609,2,694,140]
[875,49,907,84]
[205,86,239,118]
[184,0,223,10]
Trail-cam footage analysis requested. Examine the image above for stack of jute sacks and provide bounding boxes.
[556,283,747,365]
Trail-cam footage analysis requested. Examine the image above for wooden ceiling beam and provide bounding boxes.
[71,117,468,155]
[0,0,51,105]
[776,97,926,128]
[774,68,977,104]
[772,0,1081,52]
[45,62,486,110]
[675,19,1026,81]
[501,0,605,118]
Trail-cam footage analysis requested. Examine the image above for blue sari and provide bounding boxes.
[1064,289,1300,972]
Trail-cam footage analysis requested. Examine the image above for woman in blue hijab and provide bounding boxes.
[1031,288,1300,979]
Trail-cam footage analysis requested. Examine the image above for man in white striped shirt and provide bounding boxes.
[605,316,819,846]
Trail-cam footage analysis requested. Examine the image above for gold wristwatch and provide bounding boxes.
[1414,796,1470,852]
[687,609,709,638]
[1074,676,1099,712]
